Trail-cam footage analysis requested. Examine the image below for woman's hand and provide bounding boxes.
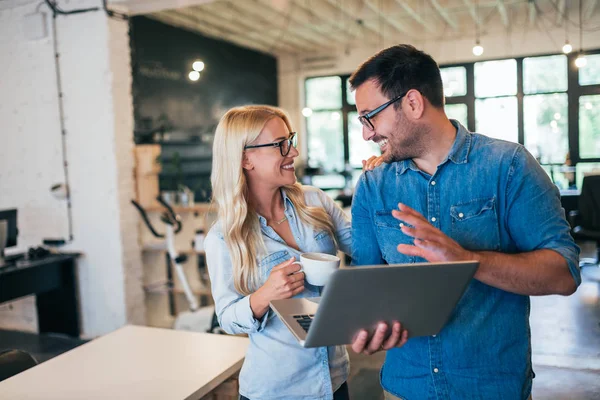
[362,155,384,171]
[250,257,305,319]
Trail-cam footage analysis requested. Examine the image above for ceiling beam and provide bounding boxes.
[364,0,412,36]
[497,0,509,26]
[150,11,274,55]
[462,0,482,27]
[429,0,458,30]
[254,0,350,44]
[393,0,435,33]
[319,0,383,43]
[556,0,566,25]
[161,8,305,54]
[192,3,317,53]
[245,0,343,47]
[528,0,536,25]
[585,0,598,19]
[209,1,324,51]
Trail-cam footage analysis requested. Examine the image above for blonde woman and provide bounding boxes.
[206,105,380,400]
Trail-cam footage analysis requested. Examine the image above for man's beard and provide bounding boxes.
[384,118,426,163]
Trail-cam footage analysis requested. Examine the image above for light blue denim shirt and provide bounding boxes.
[206,186,352,400]
[351,120,581,400]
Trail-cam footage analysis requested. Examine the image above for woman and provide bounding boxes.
[206,105,381,400]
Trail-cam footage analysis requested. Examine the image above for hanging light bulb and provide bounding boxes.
[575,54,587,68]
[473,41,484,56]
[562,41,572,54]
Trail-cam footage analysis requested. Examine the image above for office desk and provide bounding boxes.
[0,253,80,336]
[0,325,249,400]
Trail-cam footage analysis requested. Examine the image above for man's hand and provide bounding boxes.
[351,322,409,355]
[393,203,475,262]
[362,155,384,171]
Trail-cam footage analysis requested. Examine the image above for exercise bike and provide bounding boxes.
[131,196,221,333]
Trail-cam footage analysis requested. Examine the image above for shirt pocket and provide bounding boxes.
[258,250,291,280]
[374,210,416,264]
[313,230,337,255]
[450,197,500,251]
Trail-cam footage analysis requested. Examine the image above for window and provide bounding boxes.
[445,104,468,127]
[579,95,600,159]
[578,54,600,86]
[522,55,569,164]
[305,49,600,191]
[441,67,467,97]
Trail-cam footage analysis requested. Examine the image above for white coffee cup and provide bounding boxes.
[293,252,340,286]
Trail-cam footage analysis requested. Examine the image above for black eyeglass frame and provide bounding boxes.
[244,132,298,157]
[358,92,407,131]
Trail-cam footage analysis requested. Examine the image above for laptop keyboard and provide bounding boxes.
[293,314,315,332]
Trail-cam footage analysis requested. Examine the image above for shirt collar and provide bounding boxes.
[395,119,471,176]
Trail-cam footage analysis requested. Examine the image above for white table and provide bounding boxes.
[0,325,249,399]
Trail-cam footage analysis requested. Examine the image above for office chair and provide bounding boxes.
[0,349,38,382]
[569,175,600,267]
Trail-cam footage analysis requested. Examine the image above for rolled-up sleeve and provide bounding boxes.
[505,146,581,286]
[205,231,269,334]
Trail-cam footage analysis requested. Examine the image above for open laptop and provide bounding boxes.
[270,261,479,348]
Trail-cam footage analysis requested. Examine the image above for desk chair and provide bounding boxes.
[569,175,600,266]
[0,349,38,382]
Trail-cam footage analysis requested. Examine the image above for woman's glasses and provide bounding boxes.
[244,132,298,157]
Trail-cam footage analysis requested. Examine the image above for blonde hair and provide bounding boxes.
[211,105,336,296]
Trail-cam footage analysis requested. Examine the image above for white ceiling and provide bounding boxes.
[112,0,600,56]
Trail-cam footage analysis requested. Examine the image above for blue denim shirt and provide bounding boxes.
[351,120,581,400]
[206,186,352,400]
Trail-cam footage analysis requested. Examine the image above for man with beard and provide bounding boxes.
[347,44,581,400]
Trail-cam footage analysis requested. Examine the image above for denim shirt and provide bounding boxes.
[206,186,352,400]
[351,120,581,400]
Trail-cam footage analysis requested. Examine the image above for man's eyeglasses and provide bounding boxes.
[358,92,407,131]
[244,132,298,157]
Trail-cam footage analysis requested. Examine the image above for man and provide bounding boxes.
[349,44,581,400]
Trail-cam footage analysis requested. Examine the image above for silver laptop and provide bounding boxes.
[270,261,479,348]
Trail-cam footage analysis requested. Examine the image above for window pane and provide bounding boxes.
[524,93,568,164]
[579,95,600,159]
[576,163,600,190]
[306,111,344,173]
[440,67,467,97]
[475,59,517,97]
[311,175,346,190]
[578,54,600,86]
[475,97,518,142]
[523,55,568,94]
[305,76,342,109]
[346,79,355,105]
[348,111,380,168]
[445,103,468,127]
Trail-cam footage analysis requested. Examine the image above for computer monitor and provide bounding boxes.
[0,209,18,259]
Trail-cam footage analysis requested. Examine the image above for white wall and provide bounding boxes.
[0,0,144,336]
[278,15,600,158]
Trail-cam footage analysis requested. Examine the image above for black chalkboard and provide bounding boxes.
[130,16,278,201]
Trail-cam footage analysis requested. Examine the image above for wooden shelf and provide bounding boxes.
[145,203,214,213]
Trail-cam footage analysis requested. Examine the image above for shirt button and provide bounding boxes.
[433,368,439,373]
[458,212,464,218]
[431,217,436,222]
[431,181,436,186]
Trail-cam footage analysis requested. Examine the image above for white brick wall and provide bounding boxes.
[0,0,145,336]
